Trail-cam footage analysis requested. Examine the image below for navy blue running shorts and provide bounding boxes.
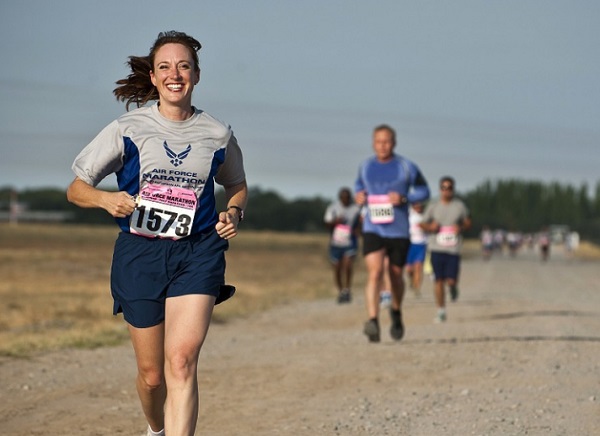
[362,232,410,267]
[110,230,229,328]
[430,251,460,281]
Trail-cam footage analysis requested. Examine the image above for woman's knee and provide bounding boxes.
[138,365,164,392]
[165,350,199,382]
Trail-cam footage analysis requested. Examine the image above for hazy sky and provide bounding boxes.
[1,0,598,200]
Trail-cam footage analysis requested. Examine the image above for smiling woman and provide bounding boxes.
[113,31,202,114]
[65,30,248,436]
[149,43,200,121]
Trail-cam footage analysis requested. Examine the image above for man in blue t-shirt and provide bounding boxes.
[355,124,430,342]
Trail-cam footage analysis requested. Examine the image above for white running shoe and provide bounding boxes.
[379,290,392,308]
[434,310,447,323]
[147,426,165,436]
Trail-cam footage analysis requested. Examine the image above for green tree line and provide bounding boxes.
[462,179,600,241]
[1,179,599,241]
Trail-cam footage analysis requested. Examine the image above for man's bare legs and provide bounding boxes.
[333,255,355,303]
[341,255,355,291]
[364,249,385,319]
[363,250,405,341]
[388,261,405,340]
[388,261,405,311]
[433,277,457,322]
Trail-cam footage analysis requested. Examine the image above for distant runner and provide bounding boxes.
[421,176,471,323]
[355,124,430,342]
[405,202,428,296]
[324,188,362,303]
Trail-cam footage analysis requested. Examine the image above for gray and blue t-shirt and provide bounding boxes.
[72,104,245,234]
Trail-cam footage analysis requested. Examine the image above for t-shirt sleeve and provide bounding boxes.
[407,163,430,203]
[71,120,124,187]
[324,204,335,223]
[215,133,246,188]
[422,203,434,222]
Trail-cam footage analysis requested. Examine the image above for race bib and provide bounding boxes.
[410,223,427,244]
[331,224,352,247]
[130,184,197,240]
[368,195,394,224]
[436,225,458,247]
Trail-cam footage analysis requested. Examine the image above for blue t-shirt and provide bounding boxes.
[355,154,429,238]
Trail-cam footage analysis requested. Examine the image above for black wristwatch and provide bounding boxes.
[227,205,244,222]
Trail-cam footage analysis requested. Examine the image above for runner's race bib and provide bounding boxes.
[368,195,394,224]
[410,222,427,244]
[130,184,197,240]
[436,225,459,247]
[331,224,352,247]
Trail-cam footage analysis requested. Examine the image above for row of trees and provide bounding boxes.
[1,179,599,241]
[462,180,600,239]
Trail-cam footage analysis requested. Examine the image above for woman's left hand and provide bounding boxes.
[215,211,240,239]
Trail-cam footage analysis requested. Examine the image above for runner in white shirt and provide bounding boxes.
[480,225,494,260]
[324,188,362,303]
[405,202,427,296]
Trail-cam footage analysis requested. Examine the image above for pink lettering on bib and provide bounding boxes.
[436,225,458,247]
[130,184,197,239]
[331,224,352,247]
[368,195,394,224]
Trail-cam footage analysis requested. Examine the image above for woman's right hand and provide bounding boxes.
[66,178,137,218]
[101,191,137,218]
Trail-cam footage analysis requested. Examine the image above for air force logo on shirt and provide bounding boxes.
[163,141,192,167]
[142,140,205,187]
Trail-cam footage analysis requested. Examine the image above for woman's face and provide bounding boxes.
[150,43,200,108]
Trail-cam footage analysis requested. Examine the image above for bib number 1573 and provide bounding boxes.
[130,184,197,240]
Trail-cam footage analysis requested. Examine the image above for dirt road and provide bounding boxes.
[1,247,599,435]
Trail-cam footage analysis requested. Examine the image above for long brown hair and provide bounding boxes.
[113,31,202,110]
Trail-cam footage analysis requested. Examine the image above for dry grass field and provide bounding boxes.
[0,223,345,357]
[1,223,596,358]
[0,224,126,357]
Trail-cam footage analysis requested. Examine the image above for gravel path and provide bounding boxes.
[1,248,599,435]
